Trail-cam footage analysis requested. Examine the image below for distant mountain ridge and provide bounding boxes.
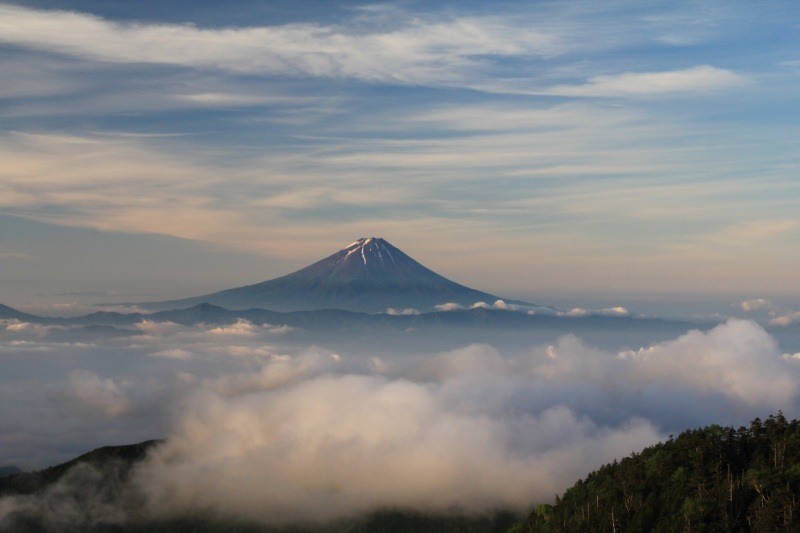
[137,237,535,313]
[0,301,698,342]
[0,303,40,322]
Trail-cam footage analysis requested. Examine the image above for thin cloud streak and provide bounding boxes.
[544,66,747,97]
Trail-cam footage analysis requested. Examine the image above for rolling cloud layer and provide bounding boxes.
[2,316,800,527]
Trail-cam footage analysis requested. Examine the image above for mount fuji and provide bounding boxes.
[138,237,535,314]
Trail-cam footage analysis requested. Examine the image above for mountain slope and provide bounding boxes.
[138,237,530,313]
[0,303,42,322]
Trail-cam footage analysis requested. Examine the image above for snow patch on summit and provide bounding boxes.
[342,237,389,266]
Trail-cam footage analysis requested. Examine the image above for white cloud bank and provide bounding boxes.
[135,378,659,523]
[618,320,794,406]
[2,318,799,526]
[126,320,800,523]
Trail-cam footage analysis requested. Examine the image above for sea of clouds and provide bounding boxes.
[2,314,800,527]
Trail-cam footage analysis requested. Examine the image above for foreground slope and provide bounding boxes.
[517,413,800,532]
[137,237,533,313]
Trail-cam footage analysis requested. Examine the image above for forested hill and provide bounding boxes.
[514,413,800,533]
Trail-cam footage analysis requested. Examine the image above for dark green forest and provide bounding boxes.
[514,413,800,532]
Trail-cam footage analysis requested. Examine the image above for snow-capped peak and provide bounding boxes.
[340,237,394,266]
[346,237,378,248]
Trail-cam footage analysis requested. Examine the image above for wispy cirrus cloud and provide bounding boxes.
[0,4,561,84]
[0,131,244,242]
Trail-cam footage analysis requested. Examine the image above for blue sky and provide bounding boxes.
[1,0,799,313]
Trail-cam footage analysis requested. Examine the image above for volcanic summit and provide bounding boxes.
[139,237,527,313]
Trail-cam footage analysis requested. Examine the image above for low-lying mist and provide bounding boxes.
[2,314,800,528]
